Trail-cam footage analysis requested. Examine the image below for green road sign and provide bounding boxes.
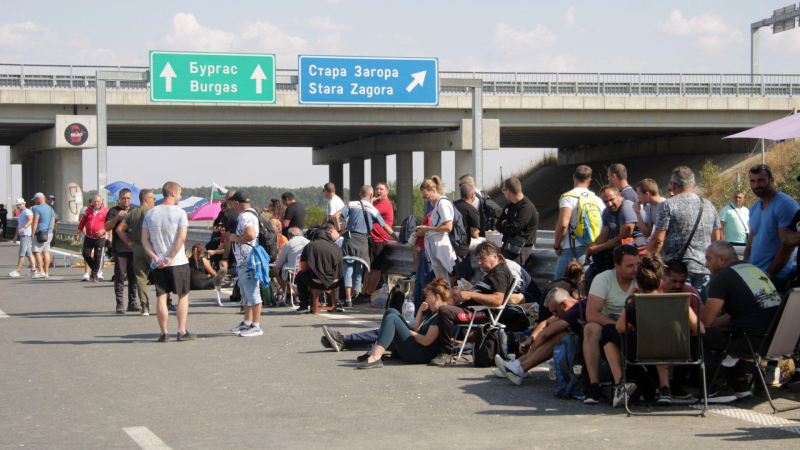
[149,51,276,103]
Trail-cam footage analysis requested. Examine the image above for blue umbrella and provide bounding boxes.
[103,181,141,206]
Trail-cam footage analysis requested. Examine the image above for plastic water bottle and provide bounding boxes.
[533,303,540,316]
[549,359,557,381]
[402,299,415,324]
[500,331,508,355]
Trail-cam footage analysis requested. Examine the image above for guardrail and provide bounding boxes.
[1,64,797,97]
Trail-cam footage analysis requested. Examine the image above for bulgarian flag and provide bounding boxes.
[211,182,228,204]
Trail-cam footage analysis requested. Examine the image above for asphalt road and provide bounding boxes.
[0,241,799,449]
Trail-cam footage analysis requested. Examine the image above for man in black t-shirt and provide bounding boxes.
[453,183,481,282]
[430,241,514,366]
[702,240,782,399]
[103,188,139,313]
[282,191,306,238]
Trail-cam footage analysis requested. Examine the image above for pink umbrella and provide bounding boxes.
[188,202,221,221]
[724,113,800,141]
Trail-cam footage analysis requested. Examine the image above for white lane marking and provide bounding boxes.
[692,404,800,435]
[123,426,172,450]
[0,308,8,318]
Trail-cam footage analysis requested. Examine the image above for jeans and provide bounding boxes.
[554,246,587,281]
[687,272,710,302]
[413,249,435,311]
[344,328,381,350]
[375,309,438,364]
[344,260,365,292]
[238,268,261,306]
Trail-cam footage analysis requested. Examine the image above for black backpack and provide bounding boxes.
[242,210,278,261]
[304,225,322,241]
[479,192,502,232]
[387,284,407,312]
[435,198,467,249]
[472,324,505,367]
[398,215,417,244]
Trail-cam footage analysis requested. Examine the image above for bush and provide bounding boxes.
[304,206,326,228]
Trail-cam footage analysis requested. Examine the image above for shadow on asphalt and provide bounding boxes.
[696,427,800,441]
[16,332,230,345]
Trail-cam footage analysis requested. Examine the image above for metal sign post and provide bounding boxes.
[440,78,484,190]
[95,70,149,203]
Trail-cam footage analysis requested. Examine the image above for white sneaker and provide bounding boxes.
[8,270,19,277]
[141,310,150,317]
[97,274,104,281]
[229,322,250,334]
[491,367,506,378]
[44,273,49,278]
[32,272,46,279]
[81,273,90,281]
[26,271,35,277]
[504,360,525,385]
[239,325,263,337]
[612,382,637,408]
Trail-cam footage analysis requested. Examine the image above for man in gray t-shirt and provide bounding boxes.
[586,186,644,275]
[648,167,721,295]
[142,181,194,343]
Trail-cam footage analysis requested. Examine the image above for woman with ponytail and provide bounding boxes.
[415,176,457,284]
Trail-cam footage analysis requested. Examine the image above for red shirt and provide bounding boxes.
[659,283,704,314]
[371,198,394,243]
[78,206,109,239]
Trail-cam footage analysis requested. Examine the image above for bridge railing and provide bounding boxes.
[1,64,799,97]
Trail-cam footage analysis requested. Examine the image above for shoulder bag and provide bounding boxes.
[677,197,705,261]
[36,205,53,243]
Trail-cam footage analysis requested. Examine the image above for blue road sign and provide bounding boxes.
[298,56,438,106]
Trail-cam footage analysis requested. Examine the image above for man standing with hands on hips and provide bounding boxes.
[142,182,194,343]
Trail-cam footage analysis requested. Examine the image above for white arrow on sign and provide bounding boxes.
[406,71,427,92]
[160,62,177,93]
[251,64,267,94]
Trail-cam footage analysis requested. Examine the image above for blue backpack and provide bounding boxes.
[398,215,417,244]
[552,334,585,400]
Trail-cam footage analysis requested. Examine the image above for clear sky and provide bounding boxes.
[1,1,797,201]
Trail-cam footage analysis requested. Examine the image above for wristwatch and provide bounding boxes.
[553,245,561,250]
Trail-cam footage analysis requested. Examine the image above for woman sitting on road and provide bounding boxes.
[356,276,449,369]
[188,243,222,290]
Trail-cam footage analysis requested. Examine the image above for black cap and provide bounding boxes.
[228,191,251,203]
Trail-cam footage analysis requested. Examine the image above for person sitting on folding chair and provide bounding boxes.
[701,240,782,402]
[430,241,514,367]
[583,244,640,404]
[601,254,704,407]
[494,287,584,385]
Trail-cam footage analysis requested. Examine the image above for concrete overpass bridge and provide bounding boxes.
[1,63,797,221]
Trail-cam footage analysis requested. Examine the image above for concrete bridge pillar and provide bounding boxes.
[370,154,387,186]
[328,161,344,198]
[455,151,472,181]
[349,157,365,201]
[395,152,414,222]
[20,149,82,222]
[423,151,442,179]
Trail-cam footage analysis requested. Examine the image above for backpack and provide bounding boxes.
[478,191,502,231]
[560,191,602,246]
[436,198,467,249]
[473,324,505,367]
[398,215,417,244]
[552,334,585,400]
[242,210,278,262]
[387,284,407,312]
[304,225,322,241]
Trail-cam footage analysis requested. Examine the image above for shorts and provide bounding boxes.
[18,236,32,257]
[31,233,52,253]
[370,240,388,270]
[238,268,262,306]
[152,264,190,296]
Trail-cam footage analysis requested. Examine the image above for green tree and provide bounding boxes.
[776,153,800,202]
[304,206,326,228]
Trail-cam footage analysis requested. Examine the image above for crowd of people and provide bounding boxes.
[4,162,800,407]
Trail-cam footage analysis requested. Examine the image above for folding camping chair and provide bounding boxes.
[708,288,800,414]
[622,293,707,417]
[450,275,521,364]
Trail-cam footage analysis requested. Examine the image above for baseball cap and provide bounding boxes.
[47,195,55,200]
[31,192,45,200]
[228,191,251,203]
[15,198,24,205]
